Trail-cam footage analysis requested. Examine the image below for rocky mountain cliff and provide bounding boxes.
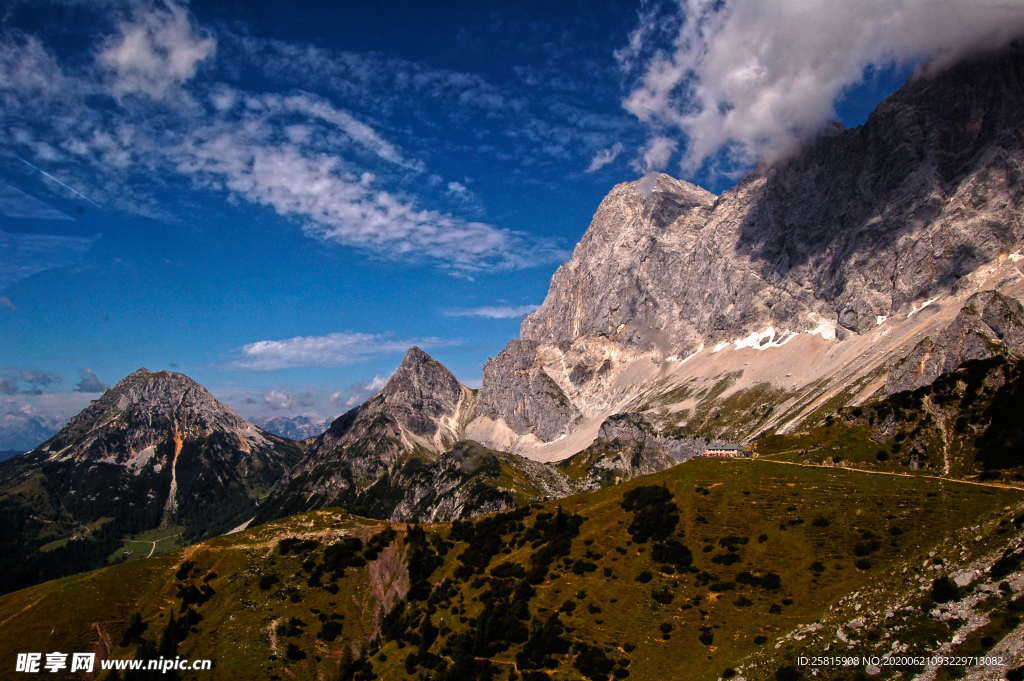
[256,346,698,526]
[255,347,482,521]
[468,43,1024,459]
[0,369,303,594]
[255,348,590,524]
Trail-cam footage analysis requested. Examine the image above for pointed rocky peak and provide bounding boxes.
[92,368,247,428]
[595,172,716,233]
[630,172,717,206]
[380,346,464,406]
[37,367,262,459]
[317,347,474,455]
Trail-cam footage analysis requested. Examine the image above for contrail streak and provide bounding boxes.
[15,156,101,208]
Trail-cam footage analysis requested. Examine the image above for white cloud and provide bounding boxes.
[444,304,540,319]
[343,373,392,407]
[249,91,420,170]
[263,389,293,410]
[585,142,623,173]
[365,374,389,391]
[233,331,459,370]
[634,136,677,175]
[0,391,96,450]
[174,121,564,273]
[74,368,106,393]
[446,181,470,199]
[621,0,1024,174]
[97,1,216,100]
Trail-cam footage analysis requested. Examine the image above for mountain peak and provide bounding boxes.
[398,345,431,366]
[37,368,262,460]
[383,347,461,400]
[314,347,473,458]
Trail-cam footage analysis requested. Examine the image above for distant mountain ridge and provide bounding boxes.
[0,352,693,594]
[256,414,328,440]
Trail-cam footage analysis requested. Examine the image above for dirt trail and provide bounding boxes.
[746,457,1024,492]
[0,596,43,629]
[145,532,182,558]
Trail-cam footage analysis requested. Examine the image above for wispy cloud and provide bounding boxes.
[444,304,539,319]
[0,229,98,290]
[173,109,566,273]
[585,142,623,173]
[229,33,641,181]
[246,91,421,170]
[620,0,1024,175]
[233,331,460,370]
[0,181,72,220]
[0,3,569,275]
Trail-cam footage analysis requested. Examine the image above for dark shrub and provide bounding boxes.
[652,540,692,570]
[930,576,961,603]
[620,486,679,542]
[317,620,343,642]
[775,666,801,681]
[651,587,674,604]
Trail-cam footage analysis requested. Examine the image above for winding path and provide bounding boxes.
[746,457,1024,492]
[144,532,181,558]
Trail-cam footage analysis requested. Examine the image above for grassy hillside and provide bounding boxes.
[1,458,1021,681]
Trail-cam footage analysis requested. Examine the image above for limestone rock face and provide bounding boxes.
[475,340,581,442]
[885,290,1024,393]
[41,369,271,462]
[256,348,676,525]
[255,347,487,522]
[523,46,1024,350]
[471,44,1024,451]
[556,413,705,492]
[595,413,707,462]
[310,346,475,463]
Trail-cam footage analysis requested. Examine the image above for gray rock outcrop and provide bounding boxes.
[885,290,1024,393]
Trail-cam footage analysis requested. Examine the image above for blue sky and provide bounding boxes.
[4,0,998,446]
